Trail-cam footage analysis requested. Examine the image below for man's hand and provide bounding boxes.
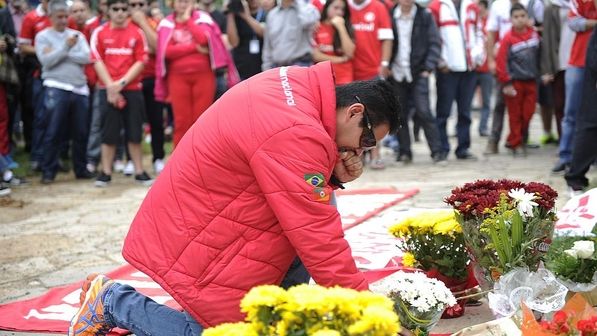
[196,44,208,54]
[0,38,6,52]
[420,71,430,78]
[488,58,496,74]
[130,10,146,25]
[502,84,517,97]
[333,151,363,183]
[106,81,123,100]
[541,74,554,84]
[379,64,390,79]
[66,34,78,48]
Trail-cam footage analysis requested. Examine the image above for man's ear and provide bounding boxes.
[347,103,364,119]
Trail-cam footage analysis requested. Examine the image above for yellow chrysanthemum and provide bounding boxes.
[312,330,342,336]
[286,284,334,315]
[240,285,288,321]
[433,218,462,236]
[203,322,258,336]
[402,252,416,267]
[389,219,411,238]
[347,305,401,336]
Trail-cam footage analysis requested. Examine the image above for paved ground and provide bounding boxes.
[1,110,594,335]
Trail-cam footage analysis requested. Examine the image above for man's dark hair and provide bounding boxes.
[336,80,401,133]
[478,0,488,9]
[510,3,527,16]
[108,0,128,7]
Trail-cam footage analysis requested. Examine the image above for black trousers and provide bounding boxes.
[389,76,441,158]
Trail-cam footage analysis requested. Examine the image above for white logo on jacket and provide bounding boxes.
[364,12,376,22]
[279,67,296,106]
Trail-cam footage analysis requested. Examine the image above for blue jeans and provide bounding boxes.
[476,72,493,134]
[435,71,478,156]
[558,67,585,164]
[30,78,46,164]
[104,283,204,336]
[40,87,89,179]
[0,154,8,173]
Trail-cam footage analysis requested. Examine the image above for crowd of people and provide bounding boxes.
[0,0,595,197]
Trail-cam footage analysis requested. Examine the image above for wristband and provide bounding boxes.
[330,175,345,189]
[380,61,389,67]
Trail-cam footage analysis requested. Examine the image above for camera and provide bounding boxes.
[227,0,244,14]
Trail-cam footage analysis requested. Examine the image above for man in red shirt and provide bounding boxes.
[348,0,393,169]
[90,0,153,186]
[18,0,51,171]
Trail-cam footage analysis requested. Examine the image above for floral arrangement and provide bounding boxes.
[388,210,469,281]
[371,271,456,336]
[546,237,597,291]
[522,293,597,336]
[203,284,401,336]
[445,179,558,288]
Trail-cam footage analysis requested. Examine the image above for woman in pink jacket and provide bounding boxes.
[155,0,215,146]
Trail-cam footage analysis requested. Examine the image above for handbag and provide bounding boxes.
[0,52,19,86]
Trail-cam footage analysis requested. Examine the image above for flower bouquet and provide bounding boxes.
[445,179,558,290]
[547,237,597,292]
[203,284,401,336]
[521,293,597,335]
[371,271,457,336]
[389,210,470,318]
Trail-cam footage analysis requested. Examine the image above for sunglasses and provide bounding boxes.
[129,2,145,7]
[354,96,377,150]
[110,5,128,11]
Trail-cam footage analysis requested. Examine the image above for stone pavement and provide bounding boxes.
[0,110,594,335]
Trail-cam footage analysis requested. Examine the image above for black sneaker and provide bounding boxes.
[456,152,478,161]
[432,152,448,166]
[76,170,96,180]
[134,171,154,186]
[551,162,569,175]
[396,154,412,164]
[95,173,112,187]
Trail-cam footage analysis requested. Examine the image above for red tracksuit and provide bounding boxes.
[496,27,540,149]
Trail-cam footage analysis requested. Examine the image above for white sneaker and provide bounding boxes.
[0,184,11,197]
[113,160,125,173]
[569,187,584,198]
[153,159,165,174]
[123,161,135,176]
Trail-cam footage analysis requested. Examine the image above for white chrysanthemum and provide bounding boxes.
[508,188,538,218]
[572,240,595,259]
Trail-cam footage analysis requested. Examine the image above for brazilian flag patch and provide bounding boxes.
[304,173,325,188]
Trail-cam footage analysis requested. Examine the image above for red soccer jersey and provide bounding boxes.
[18,5,51,46]
[349,0,393,80]
[568,0,597,67]
[90,21,148,91]
[313,23,354,84]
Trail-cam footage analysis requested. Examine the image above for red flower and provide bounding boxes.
[553,310,569,325]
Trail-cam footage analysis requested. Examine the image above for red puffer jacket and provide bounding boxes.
[122,62,369,328]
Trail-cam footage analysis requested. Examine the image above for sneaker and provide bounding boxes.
[41,177,54,184]
[483,142,498,155]
[370,159,385,170]
[540,134,558,145]
[568,187,584,198]
[153,159,165,174]
[94,173,112,187]
[432,152,448,166]
[396,154,412,164]
[456,152,478,161]
[123,161,135,176]
[0,184,11,197]
[68,274,114,336]
[551,162,569,175]
[134,171,154,186]
[76,170,96,180]
[113,160,125,173]
[4,175,28,186]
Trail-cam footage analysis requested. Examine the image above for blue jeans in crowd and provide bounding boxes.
[30,78,47,165]
[40,87,90,180]
[435,71,478,157]
[476,72,493,135]
[558,66,585,164]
